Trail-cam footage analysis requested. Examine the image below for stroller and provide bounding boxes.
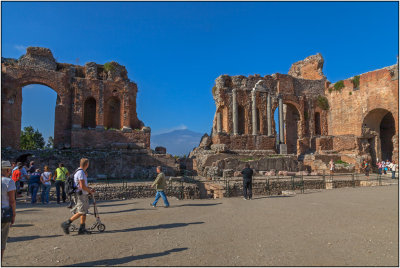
[70,194,106,233]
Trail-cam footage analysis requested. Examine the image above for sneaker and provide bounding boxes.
[164,205,169,208]
[243,197,247,200]
[150,203,156,208]
[66,204,73,209]
[61,221,71,235]
[78,228,92,235]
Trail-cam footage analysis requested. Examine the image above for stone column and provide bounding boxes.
[278,96,284,143]
[232,89,238,135]
[252,90,257,135]
[283,103,287,142]
[216,112,222,133]
[267,92,272,136]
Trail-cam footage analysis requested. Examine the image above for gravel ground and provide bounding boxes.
[2,185,398,266]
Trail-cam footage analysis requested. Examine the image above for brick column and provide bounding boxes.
[267,92,272,136]
[252,89,257,135]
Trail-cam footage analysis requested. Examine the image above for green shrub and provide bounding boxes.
[351,75,360,89]
[104,62,116,72]
[333,80,345,92]
[317,96,329,110]
[349,92,352,95]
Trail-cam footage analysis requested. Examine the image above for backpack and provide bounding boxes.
[65,168,82,195]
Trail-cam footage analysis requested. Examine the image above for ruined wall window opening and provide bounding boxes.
[380,112,395,161]
[256,108,261,134]
[315,112,321,135]
[285,103,300,155]
[221,106,229,133]
[238,105,245,135]
[83,97,97,128]
[21,84,57,148]
[105,96,121,130]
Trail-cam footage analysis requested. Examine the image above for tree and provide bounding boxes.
[45,136,54,149]
[20,126,45,150]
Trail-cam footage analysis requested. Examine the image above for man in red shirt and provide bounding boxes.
[12,165,22,198]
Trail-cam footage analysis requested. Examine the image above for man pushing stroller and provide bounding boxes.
[61,158,95,235]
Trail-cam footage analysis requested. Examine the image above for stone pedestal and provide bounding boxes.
[279,144,287,155]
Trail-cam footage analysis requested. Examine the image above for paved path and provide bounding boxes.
[3,185,398,266]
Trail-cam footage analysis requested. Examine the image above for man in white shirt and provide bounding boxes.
[61,158,95,235]
[2,161,16,260]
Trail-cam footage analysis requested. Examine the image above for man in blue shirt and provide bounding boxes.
[28,169,41,204]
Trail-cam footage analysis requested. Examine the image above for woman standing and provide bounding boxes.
[40,166,52,204]
[377,160,382,175]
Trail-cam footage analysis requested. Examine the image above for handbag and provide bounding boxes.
[1,207,13,223]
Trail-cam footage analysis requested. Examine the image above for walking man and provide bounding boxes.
[150,166,169,208]
[61,158,95,235]
[241,163,253,200]
[2,161,16,260]
[54,163,69,204]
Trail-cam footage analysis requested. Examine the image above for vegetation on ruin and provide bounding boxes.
[349,92,352,95]
[335,159,350,166]
[20,126,45,150]
[103,62,116,72]
[241,157,261,162]
[317,96,329,110]
[333,80,345,92]
[212,85,217,96]
[304,110,309,120]
[351,75,360,89]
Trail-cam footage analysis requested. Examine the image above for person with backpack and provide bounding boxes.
[61,158,95,235]
[53,163,69,204]
[11,164,22,198]
[40,166,52,204]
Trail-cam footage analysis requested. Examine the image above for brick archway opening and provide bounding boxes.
[238,105,245,135]
[285,103,300,155]
[105,97,121,129]
[363,108,395,163]
[83,97,96,128]
[21,84,57,148]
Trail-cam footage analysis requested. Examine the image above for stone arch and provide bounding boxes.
[362,108,395,162]
[105,96,121,129]
[83,97,96,128]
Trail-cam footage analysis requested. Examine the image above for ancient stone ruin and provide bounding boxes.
[2,47,150,150]
[190,54,398,176]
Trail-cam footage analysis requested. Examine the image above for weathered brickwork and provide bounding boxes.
[1,47,149,149]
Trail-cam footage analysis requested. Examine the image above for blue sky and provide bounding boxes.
[2,2,398,142]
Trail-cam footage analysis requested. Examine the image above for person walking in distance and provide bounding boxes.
[61,158,95,235]
[241,163,253,200]
[28,169,41,204]
[54,163,69,204]
[150,166,170,208]
[363,160,370,180]
[329,159,335,176]
[11,164,22,198]
[1,161,16,260]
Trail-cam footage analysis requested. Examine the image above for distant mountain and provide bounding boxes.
[151,129,205,157]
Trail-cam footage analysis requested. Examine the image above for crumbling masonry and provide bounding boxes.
[1,47,150,150]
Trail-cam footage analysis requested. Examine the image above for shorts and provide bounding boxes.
[1,222,11,250]
[71,194,89,215]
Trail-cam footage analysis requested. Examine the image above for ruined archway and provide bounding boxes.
[20,84,57,147]
[284,103,300,154]
[105,97,121,129]
[362,108,395,163]
[83,97,96,128]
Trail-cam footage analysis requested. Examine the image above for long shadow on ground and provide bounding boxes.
[253,195,295,200]
[172,203,222,207]
[97,201,136,208]
[99,208,147,214]
[106,222,204,234]
[8,234,62,243]
[68,247,188,266]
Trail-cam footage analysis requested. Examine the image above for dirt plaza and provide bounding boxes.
[2,185,398,267]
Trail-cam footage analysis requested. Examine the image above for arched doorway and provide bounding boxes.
[285,103,300,154]
[105,97,121,129]
[83,97,96,128]
[21,84,57,149]
[362,109,395,163]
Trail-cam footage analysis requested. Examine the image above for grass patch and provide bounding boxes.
[335,159,350,166]
[317,96,329,110]
[333,80,345,92]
